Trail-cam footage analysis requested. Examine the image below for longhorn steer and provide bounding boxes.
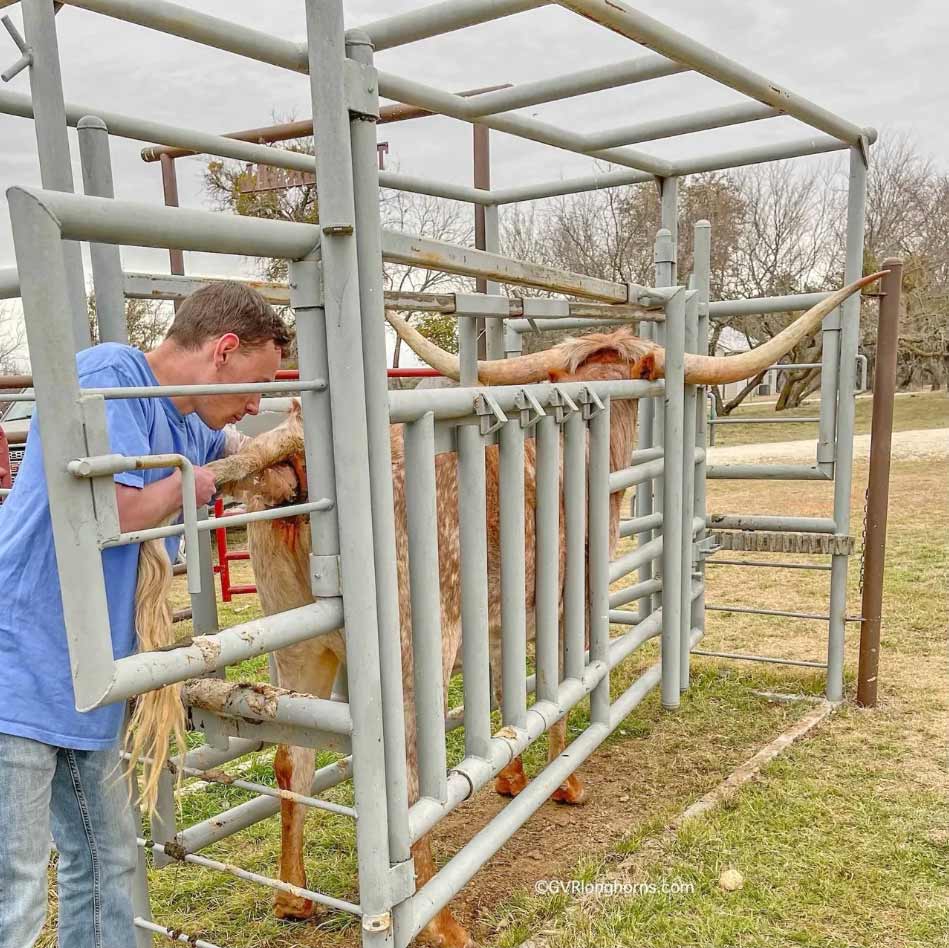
[227,275,882,947]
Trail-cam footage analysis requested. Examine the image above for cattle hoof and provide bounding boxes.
[494,771,528,797]
[551,780,587,806]
[417,912,478,947]
[273,894,318,921]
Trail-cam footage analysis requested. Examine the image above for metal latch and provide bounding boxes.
[578,386,606,420]
[514,388,546,430]
[474,392,507,436]
[548,386,578,424]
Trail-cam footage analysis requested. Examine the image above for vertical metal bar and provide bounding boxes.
[20,0,90,351]
[288,259,340,577]
[190,505,219,635]
[827,146,868,703]
[473,125,504,360]
[635,318,655,623]
[562,407,586,680]
[652,178,677,616]
[483,205,503,359]
[660,288,686,709]
[345,35,412,881]
[404,412,448,801]
[588,398,611,725]
[857,258,902,708]
[691,220,711,648]
[679,291,698,691]
[76,116,128,344]
[458,314,479,387]
[499,417,527,728]
[458,423,491,758]
[8,188,115,708]
[534,412,560,705]
[303,8,393,939]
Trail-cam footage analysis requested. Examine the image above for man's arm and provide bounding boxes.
[115,467,217,533]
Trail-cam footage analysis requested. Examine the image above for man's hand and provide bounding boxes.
[194,466,217,508]
[116,465,219,534]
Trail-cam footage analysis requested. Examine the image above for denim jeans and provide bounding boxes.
[0,732,138,948]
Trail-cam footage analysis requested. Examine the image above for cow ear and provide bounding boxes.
[548,368,566,382]
[630,354,657,380]
[289,397,302,417]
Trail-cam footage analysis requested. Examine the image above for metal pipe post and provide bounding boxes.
[857,259,902,708]
[458,423,491,757]
[588,398,611,724]
[76,116,128,343]
[691,221,711,652]
[303,6,394,939]
[345,34,412,879]
[635,317,655,623]
[21,0,90,350]
[473,125,503,358]
[679,290,698,691]
[533,412,560,705]
[404,413,448,801]
[827,147,868,703]
[499,417,527,728]
[562,407,586,681]
[660,288,686,709]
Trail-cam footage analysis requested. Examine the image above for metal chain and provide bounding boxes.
[857,484,870,599]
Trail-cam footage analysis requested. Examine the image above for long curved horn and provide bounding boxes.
[385,310,564,385]
[672,272,886,385]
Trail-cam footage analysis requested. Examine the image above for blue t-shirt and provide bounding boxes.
[0,344,225,750]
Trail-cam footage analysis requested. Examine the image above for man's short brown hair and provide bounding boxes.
[166,281,293,351]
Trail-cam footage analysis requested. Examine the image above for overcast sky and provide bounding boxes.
[0,0,942,349]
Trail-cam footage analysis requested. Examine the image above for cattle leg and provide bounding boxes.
[548,717,586,805]
[272,645,341,920]
[413,837,477,948]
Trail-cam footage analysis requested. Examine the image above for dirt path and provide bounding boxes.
[708,427,948,465]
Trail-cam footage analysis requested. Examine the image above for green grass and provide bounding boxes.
[35,452,947,947]
[710,389,949,446]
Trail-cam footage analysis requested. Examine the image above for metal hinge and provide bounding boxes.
[514,388,545,429]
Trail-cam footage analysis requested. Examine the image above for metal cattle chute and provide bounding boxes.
[0,0,886,944]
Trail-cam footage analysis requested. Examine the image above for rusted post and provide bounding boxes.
[159,153,185,297]
[856,258,902,708]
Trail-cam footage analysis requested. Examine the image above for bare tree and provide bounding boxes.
[0,304,25,374]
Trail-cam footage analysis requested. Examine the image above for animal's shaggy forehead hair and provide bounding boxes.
[559,327,657,374]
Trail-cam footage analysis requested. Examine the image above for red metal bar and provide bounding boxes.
[213,497,233,602]
[276,368,440,379]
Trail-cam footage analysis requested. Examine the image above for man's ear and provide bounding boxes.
[213,332,241,368]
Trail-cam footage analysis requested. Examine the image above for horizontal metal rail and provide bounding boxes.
[619,511,662,537]
[708,514,837,533]
[691,649,827,669]
[359,0,551,51]
[709,416,819,426]
[706,558,832,571]
[134,918,223,948]
[708,292,830,318]
[560,0,870,145]
[389,378,663,423]
[706,464,833,481]
[705,604,861,622]
[0,87,494,206]
[139,838,361,917]
[89,599,344,709]
[609,576,663,609]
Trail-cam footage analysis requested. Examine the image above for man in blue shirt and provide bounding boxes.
[0,281,292,948]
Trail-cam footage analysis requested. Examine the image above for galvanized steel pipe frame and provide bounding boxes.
[304,8,403,939]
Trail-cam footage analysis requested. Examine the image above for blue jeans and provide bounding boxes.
[0,732,138,948]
